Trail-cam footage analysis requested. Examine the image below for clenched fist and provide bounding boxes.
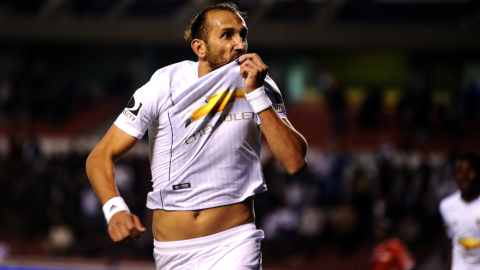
[108,211,146,243]
[238,53,268,94]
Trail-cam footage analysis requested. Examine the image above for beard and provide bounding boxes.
[205,44,243,71]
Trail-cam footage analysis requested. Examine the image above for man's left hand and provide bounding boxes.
[238,53,268,93]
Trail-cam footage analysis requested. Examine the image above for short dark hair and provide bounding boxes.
[457,152,480,178]
[184,2,247,41]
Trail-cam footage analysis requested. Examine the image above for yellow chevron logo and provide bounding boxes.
[185,89,245,127]
[458,237,480,250]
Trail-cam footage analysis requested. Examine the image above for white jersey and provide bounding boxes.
[439,191,480,270]
[114,60,287,211]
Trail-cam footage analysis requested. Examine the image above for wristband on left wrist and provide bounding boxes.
[245,86,272,114]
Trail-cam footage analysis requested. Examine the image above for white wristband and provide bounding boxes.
[245,86,272,114]
[102,197,130,224]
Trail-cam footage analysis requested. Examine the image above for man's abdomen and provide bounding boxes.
[152,196,254,242]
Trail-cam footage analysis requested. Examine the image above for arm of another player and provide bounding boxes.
[239,53,307,175]
[86,124,146,242]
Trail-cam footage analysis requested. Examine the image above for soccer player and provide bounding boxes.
[85,2,307,269]
[439,152,480,270]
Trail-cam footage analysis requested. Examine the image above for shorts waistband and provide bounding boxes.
[153,223,256,252]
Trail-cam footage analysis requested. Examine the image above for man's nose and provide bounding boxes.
[234,35,246,52]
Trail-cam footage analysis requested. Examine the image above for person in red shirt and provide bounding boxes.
[371,218,416,270]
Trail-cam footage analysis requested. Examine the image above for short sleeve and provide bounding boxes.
[257,75,287,125]
[114,74,166,139]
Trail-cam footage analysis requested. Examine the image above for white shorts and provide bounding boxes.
[153,223,264,270]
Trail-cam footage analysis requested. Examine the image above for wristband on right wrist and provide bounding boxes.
[102,196,130,224]
[245,86,272,114]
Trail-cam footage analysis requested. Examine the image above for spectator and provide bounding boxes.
[371,217,416,270]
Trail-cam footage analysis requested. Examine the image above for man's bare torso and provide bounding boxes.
[152,197,254,241]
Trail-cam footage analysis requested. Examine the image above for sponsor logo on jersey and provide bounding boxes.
[274,103,286,113]
[458,237,480,250]
[122,96,143,123]
[184,125,213,145]
[185,88,245,128]
[273,91,284,104]
[219,112,254,123]
[183,112,255,145]
[172,183,191,190]
[272,91,286,114]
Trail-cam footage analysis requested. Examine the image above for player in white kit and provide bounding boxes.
[85,2,307,269]
[439,152,480,270]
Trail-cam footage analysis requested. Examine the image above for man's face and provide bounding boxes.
[204,10,248,71]
[455,159,478,194]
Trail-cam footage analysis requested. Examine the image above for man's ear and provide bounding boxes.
[191,39,206,60]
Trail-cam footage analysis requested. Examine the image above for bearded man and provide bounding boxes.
[86,2,307,269]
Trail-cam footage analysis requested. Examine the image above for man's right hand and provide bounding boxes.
[108,211,146,242]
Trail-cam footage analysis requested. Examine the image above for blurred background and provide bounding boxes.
[1,0,480,269]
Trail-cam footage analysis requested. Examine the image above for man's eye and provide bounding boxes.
[222,33,231,38]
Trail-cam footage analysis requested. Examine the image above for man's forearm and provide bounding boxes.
[258,107,307,175]
[85,125,145,241]
[86,152,120,205]
[86,125,139,205]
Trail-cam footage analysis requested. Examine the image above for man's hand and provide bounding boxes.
[238,53,268,93]
[108,211,146,243]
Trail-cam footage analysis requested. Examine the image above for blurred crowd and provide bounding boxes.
[322,72,480,143]
[1,46,480,269]
[0,132,461,266]
[0,138,154,260]
[0,56,134,128]
[258,144,458,261]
